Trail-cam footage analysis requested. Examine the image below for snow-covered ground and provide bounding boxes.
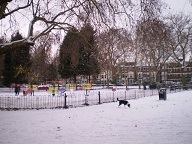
[0,90,192,144]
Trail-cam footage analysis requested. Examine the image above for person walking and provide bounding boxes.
[14,84,18,96]
[17,84,20,95]
[30,85,34,96]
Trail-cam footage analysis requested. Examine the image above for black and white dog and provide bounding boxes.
[117,98,130,108]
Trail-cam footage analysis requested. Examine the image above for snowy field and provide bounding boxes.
[0,90,192,144]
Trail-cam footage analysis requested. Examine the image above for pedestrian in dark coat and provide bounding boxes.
[15,85,18,96]
[17,85,20,95]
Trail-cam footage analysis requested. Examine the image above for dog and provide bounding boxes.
[117,98,130,108]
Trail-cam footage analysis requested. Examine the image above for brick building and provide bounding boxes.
[162,62,192,84]
[93,61,192,86]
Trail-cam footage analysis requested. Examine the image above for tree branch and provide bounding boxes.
[0,37,34,55]
[0,0,31,19]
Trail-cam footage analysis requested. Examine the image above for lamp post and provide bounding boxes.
[163,62,166,83]
[179,57,185,88]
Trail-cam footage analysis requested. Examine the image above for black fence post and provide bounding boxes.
[98,91,101,104]
[64,93,68,109]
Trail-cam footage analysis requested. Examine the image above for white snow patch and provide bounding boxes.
[0,90,192,144]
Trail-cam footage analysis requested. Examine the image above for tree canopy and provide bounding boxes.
[3,32,31,86]
[59,24,99,83]
[0,0,164,54]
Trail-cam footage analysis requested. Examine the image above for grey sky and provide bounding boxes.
[1,0,192,40]
[164,0,192,14]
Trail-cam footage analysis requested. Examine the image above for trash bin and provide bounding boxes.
[159,88,167,100]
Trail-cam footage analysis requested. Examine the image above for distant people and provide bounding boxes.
[14,84,18,96]
[62,85,66,93]
[31,85,34,96]
[17,84,20,95]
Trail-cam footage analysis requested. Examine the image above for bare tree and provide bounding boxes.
[0,0,31,19]
[28,33,59,84]
[135,18,172,83]
[118,29,133,87]
[97,28,132,86]
[0,0,165,55]
[139,0,164,20]
[0,0,136,54]
[0,53,3,84]
[167,13,192,86]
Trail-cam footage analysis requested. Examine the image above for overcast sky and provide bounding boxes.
[1,0,192,41]
[164,0,192,14]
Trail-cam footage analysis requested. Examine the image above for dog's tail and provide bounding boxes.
[117,98,119,101]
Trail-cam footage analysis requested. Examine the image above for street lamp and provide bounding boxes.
[178,57,185,88]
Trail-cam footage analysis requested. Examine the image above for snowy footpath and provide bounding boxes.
[0,90,192,144]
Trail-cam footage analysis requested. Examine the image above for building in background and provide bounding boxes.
[91,61,192,86]
[162,62,192,84]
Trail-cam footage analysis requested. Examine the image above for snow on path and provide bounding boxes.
[0,90,192,144]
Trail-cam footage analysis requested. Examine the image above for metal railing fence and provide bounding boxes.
[0,87,190,110]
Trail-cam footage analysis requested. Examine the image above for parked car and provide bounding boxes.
[38,85,49,90]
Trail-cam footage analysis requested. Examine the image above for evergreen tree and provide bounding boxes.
[47,62,59,81]
[78,23,100,78]
[2,52,13,86]
[59,28,80,82]
[3,32,31,86]
[59,24,100,83]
